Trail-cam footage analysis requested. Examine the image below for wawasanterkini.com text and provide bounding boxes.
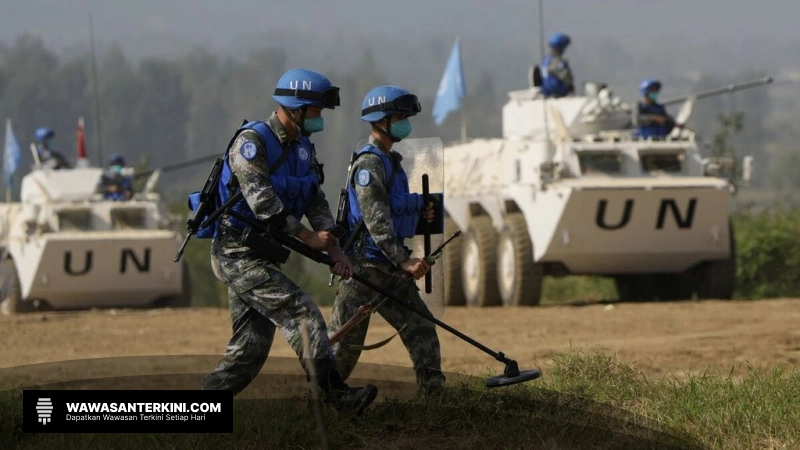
[66,402,221,414]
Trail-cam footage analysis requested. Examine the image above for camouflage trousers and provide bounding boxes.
[201,233,344,397]
[328,260,445,391]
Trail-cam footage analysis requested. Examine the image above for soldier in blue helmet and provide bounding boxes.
[327,85,446,395]
[99,154,134,201]
[33,127,71,170]
[634,79,679,138]
[539,32,575,98]
[200,68,378,415]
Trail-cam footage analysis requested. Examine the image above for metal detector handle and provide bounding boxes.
[422,174,432,294]
[251,219,539,387]
[227,214,505,361]
[328,230,462,345]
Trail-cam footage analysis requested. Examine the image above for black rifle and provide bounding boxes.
[174,158,223,263]
[328,150,365,287]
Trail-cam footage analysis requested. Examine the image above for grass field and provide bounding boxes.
[2,348,797,450]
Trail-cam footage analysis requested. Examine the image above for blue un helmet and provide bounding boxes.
[361,85,421,143]
[272,68,340,136]
[548,33,571,52]
[34,127,55,144]
[639,78,662,102]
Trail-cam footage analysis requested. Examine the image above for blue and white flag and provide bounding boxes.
[431,37,466,126]
[3,119,21,190]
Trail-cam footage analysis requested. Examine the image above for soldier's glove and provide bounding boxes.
[265,210,290,234]
[423,194,440,218]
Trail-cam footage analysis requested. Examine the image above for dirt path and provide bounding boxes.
[2,299,799,380]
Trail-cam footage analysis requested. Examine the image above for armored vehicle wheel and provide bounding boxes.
[496,213,543,306]
[443,215,466,306]
[653,274,694,301]
[461,216,501,307]
[1,258,33,315]
[614,275,656,302]
[695,222,736,300]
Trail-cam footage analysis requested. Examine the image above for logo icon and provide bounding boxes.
[356,170,371,186]
[36,398,53,425]
[298,147,309,161]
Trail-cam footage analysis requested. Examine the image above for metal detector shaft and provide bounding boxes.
[422,174,432,294]
[329,230,461,345]
[228,210,513,366]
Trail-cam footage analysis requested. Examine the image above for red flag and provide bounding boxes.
[76,116,87,160]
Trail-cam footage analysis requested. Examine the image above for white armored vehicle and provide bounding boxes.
[442,75,772,306]
[0,150,192,315]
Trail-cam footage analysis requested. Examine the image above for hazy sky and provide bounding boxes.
[2,0,798,53]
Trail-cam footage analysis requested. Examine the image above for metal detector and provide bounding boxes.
[226,207,542,388]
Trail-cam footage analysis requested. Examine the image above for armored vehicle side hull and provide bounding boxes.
[5,230,186,310]
[1,189,192,314]
[442,137,737,307]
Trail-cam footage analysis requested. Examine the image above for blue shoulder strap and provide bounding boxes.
[225,119,293,191]
[340,146,400,253]
[349,147,398,192]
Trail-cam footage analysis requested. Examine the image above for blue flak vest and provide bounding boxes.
[636,102,674,138]
[103,176,133,201]
[539,54,571,98]
[188,120,320,239]
[344,145,424,262]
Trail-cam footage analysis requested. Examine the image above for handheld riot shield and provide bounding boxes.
[392,137,445,319]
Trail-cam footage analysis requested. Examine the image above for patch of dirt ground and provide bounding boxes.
[2,299,800,381]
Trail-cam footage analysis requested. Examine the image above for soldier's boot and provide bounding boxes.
[417,367,447,398]
[317,369,378,416]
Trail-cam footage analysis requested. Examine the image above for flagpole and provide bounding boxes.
[3,119,12,262]
[2,189,8,261]
[4,119,13,203]
[537,0,554,156]
[89,14,104,167]
[460,109,466,143]
[457,35,466,143]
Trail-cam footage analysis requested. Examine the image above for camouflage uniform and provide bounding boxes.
[201,113,356,400]
[328,136,445,393]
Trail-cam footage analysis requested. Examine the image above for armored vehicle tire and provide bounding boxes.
[496,213,543,306]
[616,274,694,302]
[1,258,33,315]
[443,215,466,306]
[654,274,695,301]
[461,216,502,307]
[695,223,736,300]
[614,275,656,302]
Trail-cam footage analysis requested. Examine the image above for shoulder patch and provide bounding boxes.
[239,141,258,160]
[298,146,310,161]
[356,169,371,187]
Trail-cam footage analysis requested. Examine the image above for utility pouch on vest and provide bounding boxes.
[238,227,291,265]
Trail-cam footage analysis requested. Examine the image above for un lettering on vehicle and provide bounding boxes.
[595,197,698,231]
[64,248,152,276]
